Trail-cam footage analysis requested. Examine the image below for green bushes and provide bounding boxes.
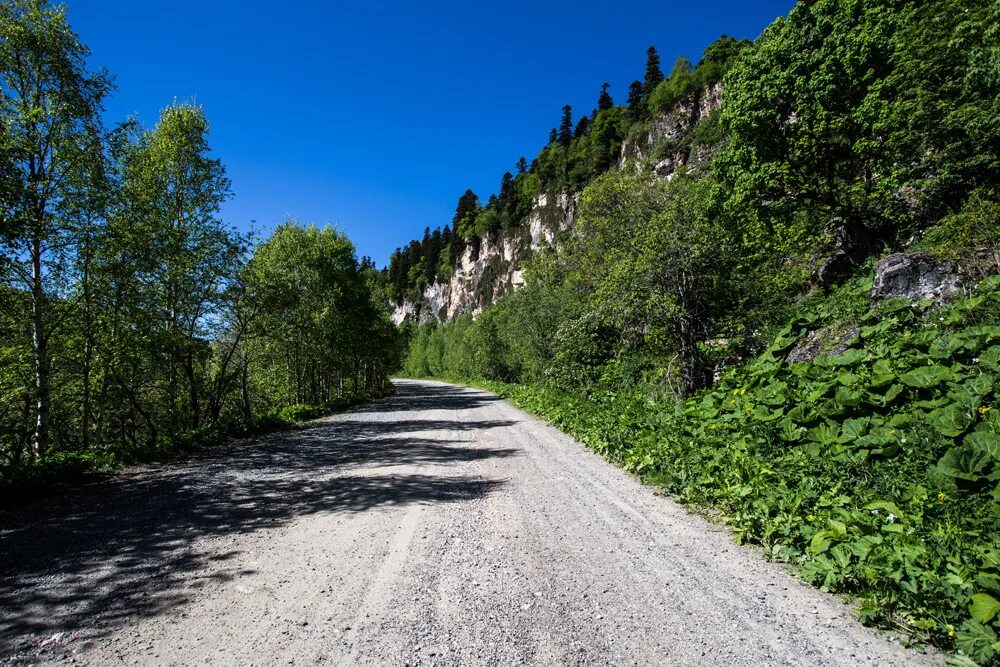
[482,277,1000,662]
[922,192,1000,281]
[646,57,699,113]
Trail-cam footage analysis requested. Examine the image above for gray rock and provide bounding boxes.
[871,252,962,302]
[786,325,861,364]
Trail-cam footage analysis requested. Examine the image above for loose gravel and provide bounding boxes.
[0,379,941,666]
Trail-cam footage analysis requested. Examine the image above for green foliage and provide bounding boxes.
[477,278,1000,662]
[695,34,751,86]
[243,221,399,409]
[647,56,698,113]
[0,3,399,499]
[922,191,1000,281]
[395,3,1000,663]
[716,0,1000,273]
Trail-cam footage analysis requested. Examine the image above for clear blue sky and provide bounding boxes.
[66,0,795,267]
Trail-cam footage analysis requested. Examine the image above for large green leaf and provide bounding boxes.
[970,593,1000,623]
[926,404,972,437]
[838,417,869,443]
[966,431,1000,460]
[956,619,999,663]
[870,383,905,407]
[807,423,839,446]
[834,386,864,408]
[863,500,903,518]
[936,445,994,482]
[964,325,1000,343]
[979,345,1000,371]
[929,334,968,359]
[900,364,957,388]
[829,348,868,367]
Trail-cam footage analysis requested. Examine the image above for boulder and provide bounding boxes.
[871,252,962,302]
[786,324,860,364]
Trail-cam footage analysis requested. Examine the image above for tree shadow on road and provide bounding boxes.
[0,392,518,660]
[361,379,503,413]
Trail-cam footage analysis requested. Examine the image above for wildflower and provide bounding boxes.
[938,492,946,501]
[890,429,897,435]
[871,509,879,515]
[886,513,896,523]
[979,405,992,415]
[948,628,955,637]
[973,357,980,364]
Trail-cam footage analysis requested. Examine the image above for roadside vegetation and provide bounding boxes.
[0,1,400,501]
[399,0,1000,662]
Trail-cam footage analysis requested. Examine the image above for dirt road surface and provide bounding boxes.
[0,379,939,666]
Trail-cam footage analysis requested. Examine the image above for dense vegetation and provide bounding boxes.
[0,0,399,497]
[402,0,1000,661]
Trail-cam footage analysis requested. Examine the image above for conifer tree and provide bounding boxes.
[575,115,590,137]
[598,82,613,111]
[548,128,558,145]
[516,156,528,174]
[499,172,513,201]
[644,45,664,95]
[558,105,574,147]
[452,189,479,230]
[627,80,644,119]
[425,228,441,284]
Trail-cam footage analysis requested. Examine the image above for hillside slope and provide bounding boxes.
[397,0,1000,663]
[387,44,734,325]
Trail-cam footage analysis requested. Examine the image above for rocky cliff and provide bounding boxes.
[393,84,723,325]
[392,192,578,324]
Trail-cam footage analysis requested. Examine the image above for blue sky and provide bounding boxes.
[67,0,795,266]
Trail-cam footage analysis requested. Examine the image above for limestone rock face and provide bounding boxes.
[394,83,723,325]
[619,81,724,174]
[871,253,962,302]
[392,192,578,325]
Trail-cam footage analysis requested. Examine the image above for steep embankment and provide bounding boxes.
[392,192,578,324]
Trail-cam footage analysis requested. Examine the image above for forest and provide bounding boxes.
[0,1,400,496]
[400,0,1000,662]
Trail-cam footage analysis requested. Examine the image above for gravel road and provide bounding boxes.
[1,379,939,666]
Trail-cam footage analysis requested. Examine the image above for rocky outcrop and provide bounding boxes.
[392,192,578,325]
[395,84,723,325]
[620,81,724,176]
[871,253,963,302]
